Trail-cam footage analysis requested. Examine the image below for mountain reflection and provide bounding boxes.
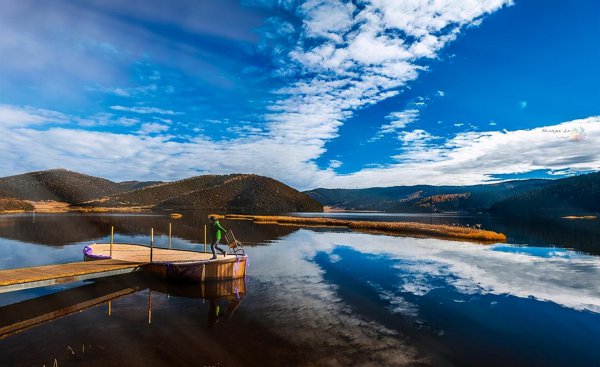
[0,211,298,247]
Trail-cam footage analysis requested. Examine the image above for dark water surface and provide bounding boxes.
[0,212,599,366]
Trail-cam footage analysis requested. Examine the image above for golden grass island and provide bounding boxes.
[224,214,507,243]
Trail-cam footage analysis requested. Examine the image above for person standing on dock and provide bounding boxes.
[209,215,227,260]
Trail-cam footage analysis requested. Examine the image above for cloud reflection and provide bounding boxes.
[254,230,600,314]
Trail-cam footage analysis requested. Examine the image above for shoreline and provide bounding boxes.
[224,214,507,243]
[323,206,383,213]
[0,201,150,214]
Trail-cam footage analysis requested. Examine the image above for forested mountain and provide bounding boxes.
[306,179,550,213]
[491,172,600,216]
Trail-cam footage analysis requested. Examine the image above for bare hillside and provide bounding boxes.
[157,174,323,213]
[90,175,240,207]
[0,169,126,204]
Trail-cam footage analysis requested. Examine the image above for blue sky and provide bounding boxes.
[0,0,598,189]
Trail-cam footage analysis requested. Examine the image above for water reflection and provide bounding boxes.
[244,230,600,366]
[0,274,246,339]
[0,211,298,247]
[293,212,600,255]
[1,214,599,366]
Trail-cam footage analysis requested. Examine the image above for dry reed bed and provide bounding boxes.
[224,214,507,243]
[561,215,597,220]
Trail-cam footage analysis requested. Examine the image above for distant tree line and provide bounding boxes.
[491,172,600,216]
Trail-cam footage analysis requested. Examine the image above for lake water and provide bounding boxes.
[0,212,599,366]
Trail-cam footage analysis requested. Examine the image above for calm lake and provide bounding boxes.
[0,212,599,366]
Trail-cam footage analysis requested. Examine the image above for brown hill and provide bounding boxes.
[90,174,322,213]
[0,169,126,204]
[91,174,239,207]
[0,189,13,198]
[0,169,322,213]
[117,180,164,191]
[157,174,323,213]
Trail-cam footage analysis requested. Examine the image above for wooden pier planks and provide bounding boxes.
[87,243,218,262]
[0,259,143,293]
[0,244,246,293]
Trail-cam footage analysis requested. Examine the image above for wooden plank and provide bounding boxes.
[0,260,143,293]
[87,243,223,263]
[0,244,245,293]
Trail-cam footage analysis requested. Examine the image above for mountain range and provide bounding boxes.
[0,169,322,213]
[1,169,598,217]
[306,172,600,217]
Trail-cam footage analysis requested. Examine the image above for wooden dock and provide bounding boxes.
[85,243,222,262]
[86,243,248,282]
[0,259,143,294]
[0,243,247,294]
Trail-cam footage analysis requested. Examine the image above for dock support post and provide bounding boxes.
[168,222,172,249]
[108,301,112,316]
[110,226,114,258]
[148,290,152,324]
[204,224,207,253]
[150,228,154,262]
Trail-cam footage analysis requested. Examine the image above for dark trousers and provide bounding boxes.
[211,238,226,257]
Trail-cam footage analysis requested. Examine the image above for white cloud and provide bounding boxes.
[373,95,435,141]
[398,129,438,145]
[137,122,169,135]
[334,116,600,187]
[7,1,596,191]
[225,124,265,137]
[0,104,598,189]
[110,105,183,115]
[301,0,355,42]
[437,90,445,97]
[328,160,342,169]
[76,113,140,127]
[258,0,514,185]
[382,109,420,133]
[0,105,70,127]
[88,84,158,97]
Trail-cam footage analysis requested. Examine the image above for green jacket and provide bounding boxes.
[212,220,227,240]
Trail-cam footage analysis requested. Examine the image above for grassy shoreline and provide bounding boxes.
[0,200,149,214]
[0,198,35,214]
[561,215,597,220]
[224,214,507,243]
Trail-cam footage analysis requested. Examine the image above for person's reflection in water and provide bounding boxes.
[208,298,242,328]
